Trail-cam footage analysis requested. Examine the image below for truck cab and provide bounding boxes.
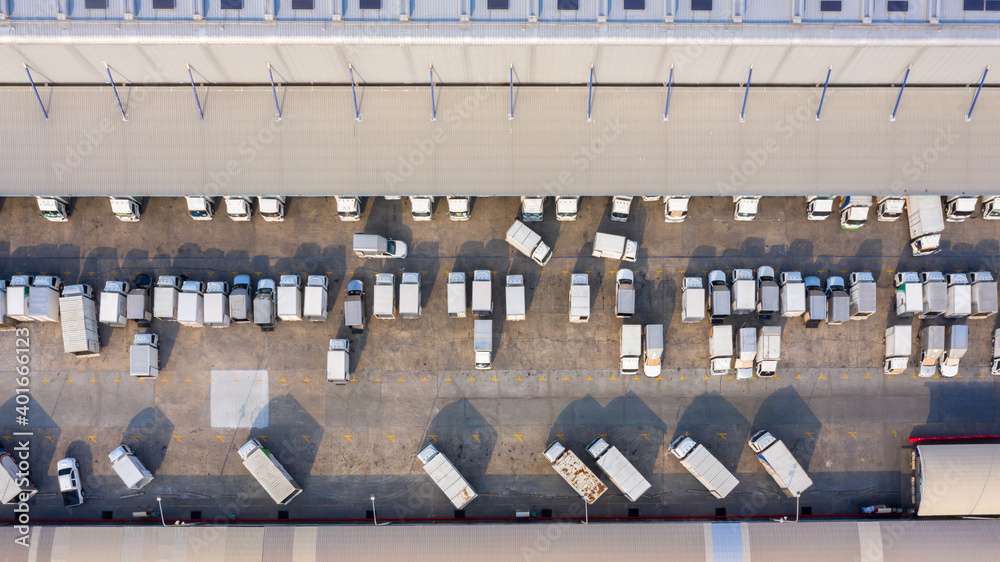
[610,196,633,222]
[664,196,690,222]
[335,196,363,221]
[409,196,435,221]
[520,196,545,222]
[109,197,141,222]
[36,196,70,221]
[733,196,760,221]
[446,196,471,221]
[224,196,253,221]
[805,196,835,220]
[877,196,905,221]
[184,196,215,220]
[839,196,873,229]
[555,196,580,221]
[257,196,287,222]
[945,195,977,222]
[615,269,635,319]
[982,196,1000,220]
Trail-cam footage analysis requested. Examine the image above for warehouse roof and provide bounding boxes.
[916,444,1000,517]
[3,85,996,197]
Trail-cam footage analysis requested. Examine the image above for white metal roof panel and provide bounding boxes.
[917,444,1000,516]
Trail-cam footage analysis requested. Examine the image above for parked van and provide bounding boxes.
[731,269,755,315]
[520,196,544,221]
[204,281,231,328]
[258,196,286,222]
[230,275,252,323]
[780,272,806,317]
[664,196,690,222]
[223,196,253,221]
[177,280,205,327]
[920,271,947,319]
[971,271,998,319]
[353,234,407,259]
[108,445,153,490]
[99,281,129,327]
[474,319,493,370]
[849,272,877,320]
[129,333,159,379]
[153,275,182,321]
[446,196,471,221]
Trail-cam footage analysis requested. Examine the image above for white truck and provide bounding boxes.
[184,195,215,220]
[129,333,159,379]
[945,273,971,318]
[29,275,62,322]
[945,195,977,222]
[353,233,408,259]
[153,275,182,320]
[344,279,365,332]
[446,196,471,221]
[664,196,690,222]
[474,319,492,370]
[373,273,396,320]
[257,196,286,222]
[586,437,651,502]
[839,196,873,229]
[826,276,849,325]
[906,196,945,256]
[991,328,1000,375]
[277,274,303,321]
[894,272,923,317]
[238,438,303,505]
[335,196,362,221]
[127,274,152,325]
[506,274,526,321]
[555,196,580,221]
[472,270,492,317]
[682,277,705,323]
[877,196,905,221]
[733,196,760,221]
[615,269,635,319]
[971,271,998,319]
[177,280,205,327]
[644,324,663,378]
[409,196,434,221]
[399,272,422,319]
[755,326,781,378]
[109,196,141,222]
[6,276,31,322]
[0,446,36,504]
[36,196,70,221]
[205,281,231,328]
[303,275,329,322]
[505,220,552,266]
[780,271,806,317]
[983,196,1000,220]
[734,327,756,381]
[57,457,84,507]
[99,280,129,327]
[620,324,642,375]
[920,271,947,318]
[520,196,545,221]
[884,325,912,375]
[230,275,252,323]
[109,445,154,490]
[610,196,633,222]
[0,281,11,331]
[731,269,755,315]
[804,276,826,328]
[327,339,350,384]
[919,325,945,378]
[849,272,877,320]
[756,267,779,320]
[592,232,638,262]
[60,284,100,356]
[806,196,835,220]
[417,443,478,509]
[708,270,731,324]
[253,278,276,331]
[542,441,607,505]
[223,195,253,221]
[709,325,733,376]
[569,273,590,323]
[748,430,813,498]
[447,272,467,318]
[668,436,739,499]
[937,327,967,377]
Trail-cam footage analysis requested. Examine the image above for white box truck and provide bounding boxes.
[230,275,252,323]
[586,437,651,502]
[806,196,835,220]
[177,280,205,327]
[417,443,478,509]
[748,430,813,498]
[506,274,526,321]
[99,280,129,327]
[755,326,781,378]
[884,325,912,375]
[472,270,492,317]
[894,272,923,317]
[920,271,947,318]
[109,196,141,221]
[184,195,215,220]
[668,436,739,499]
[153,275,182,321]
[906,196,945,256]
[664,196,690,222]
[756,266,779,320]
[991,329,1000,375]
[303,275,329,322]
[939,325,968,378]
[257,196,286,222]
[555,196,580,221]
[335,196,362,221]
[327,339,350,384]
[615,269,635,319]
[0,281,11,331]
[373,273,396,320]
[620,324,642,375]
[839,196,873,229]
[733,196,760,220]
[682,277,705,323]
[223,195,253,221]
[409,196,434,221]
[520,196,545,222]
[780,272,806,317]
[399,272,422,319]
[277,274,303,321]
[127,274,152,325]
[109,445,153,490]
[204,281,231,328]
[474,319,492,370]
[849,272,877,320]
[708,270,731,324]
[610,196,633,222]
[804,276,826,328]
[945,273,972,318]
[29,275,62,322]
[447,272,467,318]
[253,279,276,332]
[446,196,471,221]
[734,327,756,381]
[731,269,756,315]
[344,279,365,332]
[919,325,945,378]
[36,196,69,221]
[353,233,407,259]
[945,195,977,222]
[592,232,638,262]
[971,271,998,319]
[0,446,37,504]
[542,441,607,505]
[983,196,1000,219]
[644,324,664,378]
[7,276,31,322]
[505,220,552,266]
[709,325,733,376]
[60,284,100,356]
[877,196,905,221]
[238,438,302,505]
[129,333,159,379]
[569,273,590,323]
[826,276,849,325]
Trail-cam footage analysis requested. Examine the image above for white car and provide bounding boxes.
[57,457,84,507]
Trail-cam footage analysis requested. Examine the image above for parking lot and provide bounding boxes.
[1,194,999,522]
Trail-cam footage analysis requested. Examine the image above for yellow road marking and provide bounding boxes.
[805,432,814,439]
[387,435,395,443]
[88,436,97,443]
[640,434,650,441]
[514,435,523,442]
[848,432,857,439]
[216,436,226,443]
[718,433,727,440]
[472,435,480,442]
[344,435,353,443]
[428,435,437,442]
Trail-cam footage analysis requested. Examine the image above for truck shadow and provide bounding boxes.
[750,386,822,471]
[910,380,1000,440]
[422,397,498,494]
[63,440,95,485]
[411,241,440,309]
[249,393,324,481]
[121,407,174,475]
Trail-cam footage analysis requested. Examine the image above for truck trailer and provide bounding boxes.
[505,220,552,266]
[748,430,813,498]
[417,443,478,510]
[668,436,739,499]
[60,284,100,357]
[238,438,303,505]
[0,446,37,504]
[906,196,945,256]
[99,280,129,327]
[542,441,607,505]
[108,445,154,490]
[592,232,638,262]
[586,437,651,502]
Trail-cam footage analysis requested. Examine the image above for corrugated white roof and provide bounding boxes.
[917,444,1000,517]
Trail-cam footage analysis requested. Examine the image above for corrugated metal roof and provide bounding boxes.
[916,444,1000,516]
[2,85,996,197]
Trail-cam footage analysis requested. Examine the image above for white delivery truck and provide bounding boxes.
[906,196,945,256]
[204,281,231,328]
[542,441,607,505]
[733,196,761,221]
[991,329,1000,375]
[177,280,205,327]
[223,196,253,221]
[353,233,408,259]
[447,272,467,318]
[755,326,781,378]
[129,333,159,379]
[474,319,493,370]
[373,273,396,320]
[708,270,731,324]
[884,325,912,375]
[756,267,779,320]
[335,196,362,221]
[555,196,580,221]
[417,443,478,510]
[99,280,129,327]
[344,279,365,332]
[569,273,590,323]
[109,196,141,221]
[939,325,968,378]
[945,273,971,318]
[409,196,434,221]
[36,196,70,221]
[806,196,835,220]
[839,196,873,229]
[253,279,276,331]
[876,196,905,221]
[849,272,877,320]
[918,325,945,378]
[592,232,638,262]
[472,270,492,317]
[230,275,252,323]
[668,435,739,499]
[826,276,849,325]
[153,275,182,320]
[257,196,286,222]
[238,438,302,505]
[29,275,62,322]
[127,274,152,325]
[327,339,350,384]
[664,196,690,222]
[945,195,977,222]
[7,276,31,322]
[277,275,303,321]
[303,275,329,322]
[520,196,545,221]
[894,272,923,317]
[682,277,706,323]
[748,430,813,498]
[615,269,636,319]
[586,437,651,502]
[971,271,998,319]
[60,284,100,356]
[920,271,947,318]
[709,325,733,376]
[184,195,215,220]
[506,220,552,266]
[644,324,664,378]
[780,272,806,317]
[399,272,422,319]
[803,276,826,328]
[109,445,154,490]
[506,274,526,321]
[610,196,634,222]
[0,446,37,504]
[446,196,471,221]
[620,324,642,375]
[731,269,755,315]
[0,281,11,331]
[734,327,756,381]
[983,196,1000,219]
